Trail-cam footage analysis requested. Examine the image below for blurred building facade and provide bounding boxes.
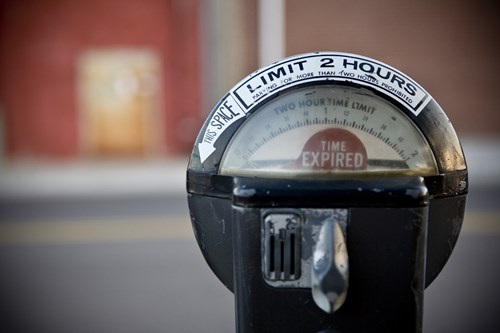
[0,0,203,160]
[0,0,498,162]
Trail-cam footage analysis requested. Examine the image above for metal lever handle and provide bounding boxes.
[311,212,349,313]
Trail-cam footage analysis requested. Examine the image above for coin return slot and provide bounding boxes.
[264,213,301,281]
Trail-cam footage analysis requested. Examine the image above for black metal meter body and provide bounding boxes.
[187,52,467,333]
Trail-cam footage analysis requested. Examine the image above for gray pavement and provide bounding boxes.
[0,239,235,333]
[0,136,499,332]
[0,218,499,333]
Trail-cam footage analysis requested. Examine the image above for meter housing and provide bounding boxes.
[186,52,467,331]
[188,52,466,290]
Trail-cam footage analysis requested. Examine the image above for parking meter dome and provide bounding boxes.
[187,52,467,293]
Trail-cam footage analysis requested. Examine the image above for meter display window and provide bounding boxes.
[220,85,438,179]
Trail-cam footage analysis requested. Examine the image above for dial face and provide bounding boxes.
[220,85,438,178]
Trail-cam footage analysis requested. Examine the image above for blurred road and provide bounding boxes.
[0,137,499,333]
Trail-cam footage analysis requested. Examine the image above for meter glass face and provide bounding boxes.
[220,85,438,178]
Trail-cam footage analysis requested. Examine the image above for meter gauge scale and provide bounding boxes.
[220,85,438,178]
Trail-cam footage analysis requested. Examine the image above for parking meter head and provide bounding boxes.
[187,52,468,292]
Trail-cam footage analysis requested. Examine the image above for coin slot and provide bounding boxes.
[290,233,296,276]
[263,213,301,281]
[269,234,275,274]
[280,237,285,275]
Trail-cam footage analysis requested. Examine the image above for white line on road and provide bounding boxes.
[0,217,194,245]
[0,211,497,245]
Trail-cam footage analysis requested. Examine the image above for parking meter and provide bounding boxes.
[187,52,467,332]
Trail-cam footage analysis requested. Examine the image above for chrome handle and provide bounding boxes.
[311,211,349,313]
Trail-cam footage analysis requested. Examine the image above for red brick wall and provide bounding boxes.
[286,0,500,134]
[0,0,201,158]
[164,0,202,154]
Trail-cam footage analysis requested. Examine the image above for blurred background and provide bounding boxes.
[0,0,499,332]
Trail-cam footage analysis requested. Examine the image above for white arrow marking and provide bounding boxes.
[198,142,217,163]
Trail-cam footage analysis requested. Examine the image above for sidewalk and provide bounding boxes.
[0,157,190,200]
[461,136,500,189]
[0,136,498,200]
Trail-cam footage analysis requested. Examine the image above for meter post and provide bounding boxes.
[186,52,468,333]
[231,177,429,332]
